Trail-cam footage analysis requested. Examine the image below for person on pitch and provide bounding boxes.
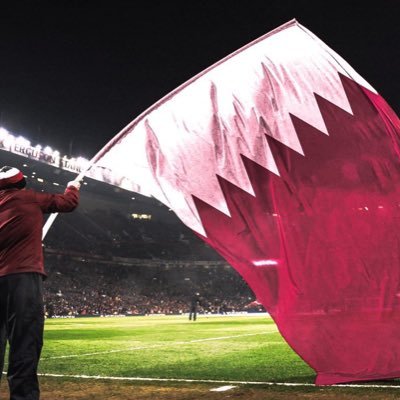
[0,166,80,400]
[189,292,201,321]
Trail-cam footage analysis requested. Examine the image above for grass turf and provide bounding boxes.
[39,314,315,383]
[4,315,400,398]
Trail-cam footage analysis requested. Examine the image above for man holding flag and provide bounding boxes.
[0,166,80,400]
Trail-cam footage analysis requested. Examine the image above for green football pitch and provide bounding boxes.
[3,314,400,399]
[40,314,313,382]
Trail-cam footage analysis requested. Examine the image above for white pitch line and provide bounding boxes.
[42,330,279,360]
[36,372,400,389]
[210,385,237,392]
[184,331,277,343]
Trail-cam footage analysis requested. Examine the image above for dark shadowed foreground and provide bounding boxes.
[2,376,400,400]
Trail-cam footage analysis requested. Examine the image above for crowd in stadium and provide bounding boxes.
[25,175,264,318]
[43,255,264,317]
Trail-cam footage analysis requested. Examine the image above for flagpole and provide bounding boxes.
[41,121,138,241]
[42,168,88,240]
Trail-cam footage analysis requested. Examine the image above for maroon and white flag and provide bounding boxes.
[88,19,400,384]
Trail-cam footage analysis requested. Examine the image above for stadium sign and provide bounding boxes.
[0,127,89,174]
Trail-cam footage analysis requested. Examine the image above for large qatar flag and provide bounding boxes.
[88,20,400,384]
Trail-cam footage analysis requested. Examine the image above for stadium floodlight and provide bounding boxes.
[76,157,90,168]
[44,146,53,155]
[0,127,10,139]
[15,136,31,147]
[2,136,14,149]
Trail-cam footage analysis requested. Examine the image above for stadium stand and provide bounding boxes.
[1,145,263,317]
[43,258,257,317]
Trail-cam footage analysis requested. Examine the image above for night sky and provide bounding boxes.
[0,1,399,159]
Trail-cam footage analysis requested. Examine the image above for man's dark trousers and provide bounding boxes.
[0,273,44,400]
[189,306,197,321]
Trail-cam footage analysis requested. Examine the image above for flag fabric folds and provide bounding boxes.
[88,19,400,385]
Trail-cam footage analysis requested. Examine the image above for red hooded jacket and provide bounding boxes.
[0,186,79,277]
